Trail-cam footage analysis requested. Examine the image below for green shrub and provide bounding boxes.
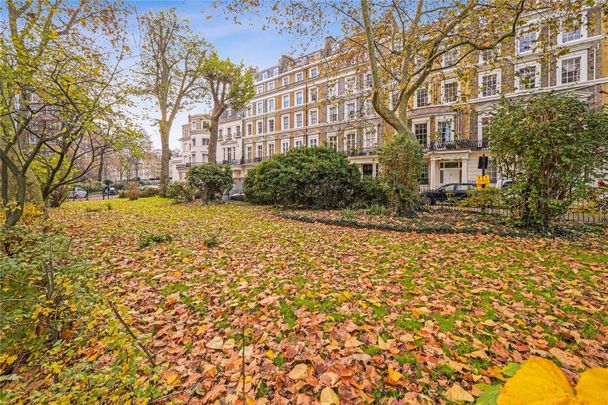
[140,187,159,198]
[460,187,505,209]
[138,232,172,248]
[488,93,608,231]
[379,133,424,217]
[187,163,233,202]
[244,147,361,209]
[166,181,196,202]
[357,176,388,207]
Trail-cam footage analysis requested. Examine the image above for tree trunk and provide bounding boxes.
[159,121,171,196]
[5,173,26,226]
[97,150,105,181]
[208,115,219,164]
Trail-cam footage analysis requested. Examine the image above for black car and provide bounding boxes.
[421,183,476,205]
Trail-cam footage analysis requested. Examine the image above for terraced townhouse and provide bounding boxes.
[173,6,607,191]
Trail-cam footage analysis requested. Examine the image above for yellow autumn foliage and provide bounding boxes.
[497,357,608,405]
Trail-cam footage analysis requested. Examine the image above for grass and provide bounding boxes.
[43,197,608,403]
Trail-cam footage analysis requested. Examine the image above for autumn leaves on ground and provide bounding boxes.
[50,198,608,403]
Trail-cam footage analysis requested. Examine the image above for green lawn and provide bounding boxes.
[48,197,608,403]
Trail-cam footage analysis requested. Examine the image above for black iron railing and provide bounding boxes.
[424,139,489,152]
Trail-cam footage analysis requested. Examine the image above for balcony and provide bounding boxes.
[221,159,243,165]
[175,162,192,170]
[345,147,379,157]
[423,139,489,152]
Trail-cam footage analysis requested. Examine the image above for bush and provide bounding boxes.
[124,182,140,201]
[488,93,608,231]
[244,147,361,209]
[459,187,505,209]
[379,133,424,217]
[140,187,159,198]
[357,176,388,207]
[166,181,196,202]
[187,163,233,202]
[47,186,69,208]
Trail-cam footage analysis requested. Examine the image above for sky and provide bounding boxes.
[128,0,334,150]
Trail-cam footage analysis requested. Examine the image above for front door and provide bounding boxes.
[439,161,462,185]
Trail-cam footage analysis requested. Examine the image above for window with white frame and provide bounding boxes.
[346,101,356,120]
[273,67,279,76]
[364,73,372,88]
[437,118,453,143]
[559,17,586,44]
[326,82,337,98]
[308,135,318,147]
[227,127,232,138]
[281,139,289,153]
[516,64,539,90]
[246,105,252,117]
[345,76,356,93]
[236,125,241,136]
[480,71,500,97]
[268,143,275,157]
[257,121,263,134]
[282,94,290,108]
[246,146,253,160]
[413,122,428,146]
[267,118,275,132]
[295,137,303,148]
[309,67,318,78]
[442,49,458,67]
[267,98,275,112]
[328,105,338,122]
[257,145,263,159]
[191,121,196,129]
[295,72,303,82]
[478,115,491,141]
[363,129,377,148]
[479,48,496,63]
[218,129,223,138]
[560,55,584,84]
[517,30,537,54]
[345,132,356,152]
[328,135,338,151]
[268,81,275,91]
[415,87,429,108]
[256,101,263,114]
[309,87,318,102]
[442,81,459,103]
[295,90,303,105]
[281,114,290,130]
[262,71,268,80]
[247,123,252,136]
[283,76,289,86]
[309,109,318,125]
[295,112,303,128]
[256,85,263,94]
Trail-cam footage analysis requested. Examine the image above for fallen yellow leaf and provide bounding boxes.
[287,363,308,380]
[164,372,180,385]
[497,357,574,405]
[386,367,402,384]
[574,367,608,404]
[266,349,275,360]
[444,383,474,403]
[320,386,340,404]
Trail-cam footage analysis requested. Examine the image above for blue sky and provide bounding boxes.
[129,0,332,149]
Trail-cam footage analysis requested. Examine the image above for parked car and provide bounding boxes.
[421,183,476,205]
[71,187,88,199]
[229,193,245,201]
[497,179,513,189]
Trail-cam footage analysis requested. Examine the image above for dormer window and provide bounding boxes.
[262,71,268,80]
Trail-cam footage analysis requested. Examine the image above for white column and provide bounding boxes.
[461,158,468,183]
[429,159,437,189]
